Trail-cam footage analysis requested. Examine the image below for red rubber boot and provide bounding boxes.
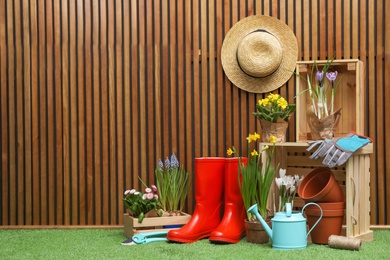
[209,157,247,243]
[167,157,225,243]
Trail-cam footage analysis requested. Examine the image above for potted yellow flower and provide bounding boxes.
[227,133,278,243]
[253,93,296,142]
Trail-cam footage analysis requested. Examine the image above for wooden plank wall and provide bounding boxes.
[0,0,389,226]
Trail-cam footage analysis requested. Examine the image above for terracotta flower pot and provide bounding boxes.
[244,219,271,244]
[305,202,345,244]
[298,168,345,203]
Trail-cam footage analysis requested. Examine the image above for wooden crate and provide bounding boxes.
[295,59,365,141]
[260,142,373,241]
[123,212,191,238]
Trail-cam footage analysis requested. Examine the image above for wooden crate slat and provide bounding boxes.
[295,59,364,142]
[262,142,373,241]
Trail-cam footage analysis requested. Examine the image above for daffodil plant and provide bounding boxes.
[253,93,296,123]
[275,168,304,212]
[228,133,279,221]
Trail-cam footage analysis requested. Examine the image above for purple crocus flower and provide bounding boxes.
[316,71,324,83]
[326,71,338,84]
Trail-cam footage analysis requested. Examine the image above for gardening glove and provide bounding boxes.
[307,139,333,160]
[321,132,372,168]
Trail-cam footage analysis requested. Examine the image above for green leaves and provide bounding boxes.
[238,144,279,221]
[155,154,191,215]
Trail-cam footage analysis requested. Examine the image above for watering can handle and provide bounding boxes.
[302,202,323,239]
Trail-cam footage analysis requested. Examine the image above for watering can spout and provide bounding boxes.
[247,204,272,240]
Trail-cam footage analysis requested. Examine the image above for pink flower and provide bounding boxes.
[145,187,152,193]
[146,193,154,200]
[142,194,147,200]
[151,184,157,192]
[154,194,159,200]
[130,189,136,194]
[124,190,131,195]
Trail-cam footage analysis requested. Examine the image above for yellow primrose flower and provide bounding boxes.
[253,132,260,140]
[277,97,288,110]
[268,93,279,102]
[258,98,269,107]
[227,148,234,156]
[269,135,277,144]
[251,149,258,156]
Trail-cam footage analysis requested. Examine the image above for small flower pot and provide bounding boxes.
[244,219,271,244]
[305,202,345,244]
[298,168,345,203]
[307,106,342,140]
[258,118,289,143]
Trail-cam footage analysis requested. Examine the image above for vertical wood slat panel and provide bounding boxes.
[53,0,63,225]
[38,0,48,225]
[0,0,389,226]
[384,0,390,225]
[92,0,101,225]
[45,0,55,225]
[85,0,94,225]
[76,0,86,226]
[107,0,116,225]
[367,0,376,224]
[0,0,8,225]
[5,0,16,225]
[375,0,385,225]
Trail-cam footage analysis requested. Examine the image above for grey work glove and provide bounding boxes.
[306,132,372,168]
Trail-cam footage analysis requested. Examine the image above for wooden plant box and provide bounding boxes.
[295,59,364,141]
[123,212,191,238]
[260,142,373,242]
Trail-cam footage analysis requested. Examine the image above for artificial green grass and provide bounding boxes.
[0,229,389,259]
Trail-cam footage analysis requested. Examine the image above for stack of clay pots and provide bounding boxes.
[298,167,346,244]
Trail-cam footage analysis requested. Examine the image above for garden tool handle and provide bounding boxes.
[302,202,323,239]
[132,231,168,244]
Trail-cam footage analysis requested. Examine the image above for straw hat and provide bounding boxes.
[221,15,298,93]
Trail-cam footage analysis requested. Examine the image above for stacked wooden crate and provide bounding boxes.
[261,59,373,241]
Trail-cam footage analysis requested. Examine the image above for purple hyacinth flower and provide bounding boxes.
[164,157,171,170]
[157,159,164,170]
[326,71,338,84]
[170,153,179,168]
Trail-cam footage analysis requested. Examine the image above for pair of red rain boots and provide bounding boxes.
[167,157,247,244]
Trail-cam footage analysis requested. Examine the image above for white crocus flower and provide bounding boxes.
[279,168,286,178]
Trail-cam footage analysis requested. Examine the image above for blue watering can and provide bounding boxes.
[248,202,322,250]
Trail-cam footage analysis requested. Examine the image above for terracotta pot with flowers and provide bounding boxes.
[253,93,296,143]
[227,133,278,244]
[297,57,342,139]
